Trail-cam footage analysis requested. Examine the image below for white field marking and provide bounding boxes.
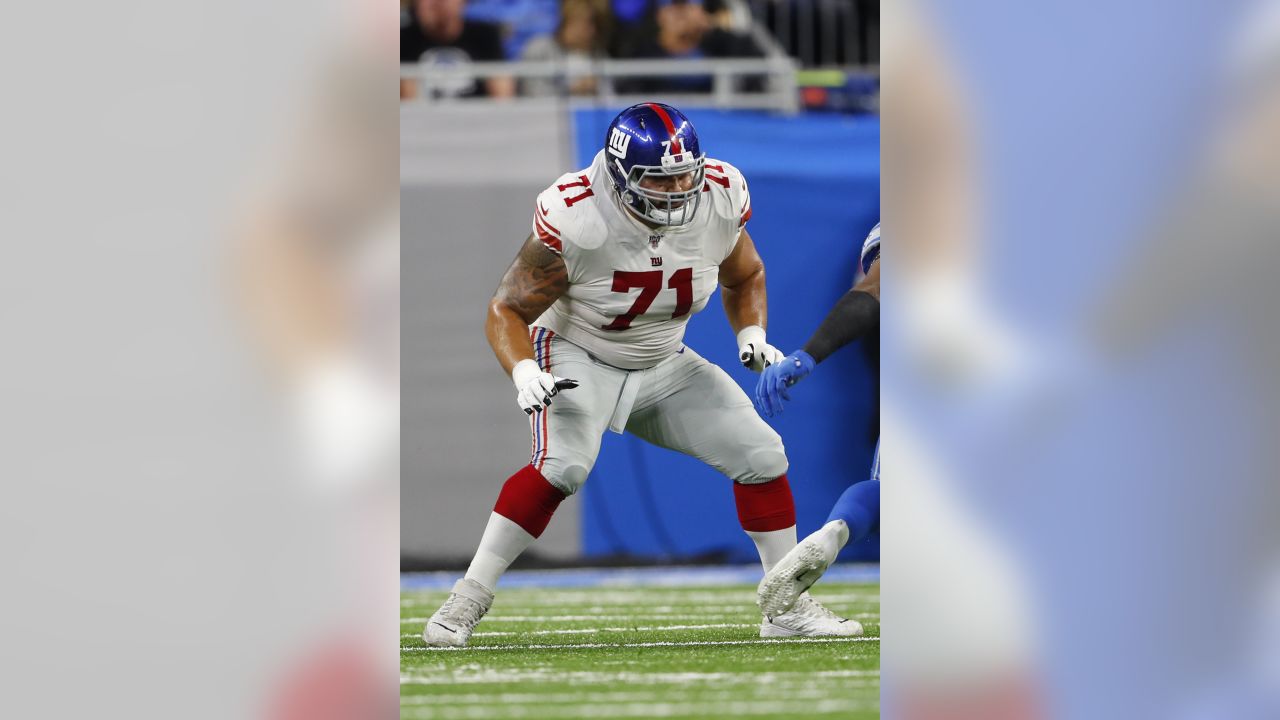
[399,609,747,622]
[400,686,875,706]
[409,599,803,609]
[400,668,880,686]
[401,599,880,612]
[402,592,879,605]
[399,698,875,719]
[400,585,876,594]
[401,613,879,624]
[399,605,879,617]
[402,636,878,652]
[400,617,876,638]
[400,622,756,639]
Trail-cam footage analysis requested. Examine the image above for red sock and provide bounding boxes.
[733,474,797,532]
[493,465,566,538]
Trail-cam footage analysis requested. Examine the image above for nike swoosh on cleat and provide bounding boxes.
[431,622,456,634]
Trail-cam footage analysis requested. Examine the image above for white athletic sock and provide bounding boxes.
[463,513,536,593]
[745,525,798,572]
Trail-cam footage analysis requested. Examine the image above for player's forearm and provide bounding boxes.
[721,266,767,335]
[486,300,537,377]
[802,289,879,363]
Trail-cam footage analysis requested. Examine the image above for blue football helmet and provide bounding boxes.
[603,103,706,226]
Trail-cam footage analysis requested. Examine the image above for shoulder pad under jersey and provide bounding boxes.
[702,158,752,228]
[531,169,608,255]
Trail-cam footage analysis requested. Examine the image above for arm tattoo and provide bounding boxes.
[495,235,569,323]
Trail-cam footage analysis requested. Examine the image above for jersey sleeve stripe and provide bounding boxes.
[534,212,561,240]
[535,224,564,254]
[739,204,753,226]
[538,203,561,234]
[533,211,564,254]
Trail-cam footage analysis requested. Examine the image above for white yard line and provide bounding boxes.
[402,613,878,624]
[401,600,880,612]
[402,593,880,605]
[400,622,756,639]
[402,636,879,652]
[401,668,880,686]
[402,615,745,623]
[400,686,875,705]
[399,698,875,719]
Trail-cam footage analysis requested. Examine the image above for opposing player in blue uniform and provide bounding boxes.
[755,223,880,616]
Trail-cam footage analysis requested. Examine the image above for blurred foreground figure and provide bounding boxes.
[235,18,399,717]
[1094,2,1280,717]
[880,1,1046,718]
[421,102,860,648]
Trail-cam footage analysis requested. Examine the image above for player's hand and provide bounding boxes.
[511,359,578,415]
[736,325,785,373]
[754,350,815,417]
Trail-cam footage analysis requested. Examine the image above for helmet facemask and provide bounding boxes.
[612,151,706,227]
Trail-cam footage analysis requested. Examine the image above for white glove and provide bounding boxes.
[736,325,785,373]
[511,359,577,415]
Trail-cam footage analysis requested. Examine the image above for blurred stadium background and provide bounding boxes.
[401,0,880,570]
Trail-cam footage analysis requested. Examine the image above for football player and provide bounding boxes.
[422,103,862,647]
[755,222,881,617]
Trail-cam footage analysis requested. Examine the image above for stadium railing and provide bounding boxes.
[399,57,804,113]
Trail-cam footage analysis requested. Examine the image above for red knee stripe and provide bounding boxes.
[733,474,796,532]
[494,464,566,538]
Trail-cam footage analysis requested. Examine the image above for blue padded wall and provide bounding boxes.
[571,109,880,563]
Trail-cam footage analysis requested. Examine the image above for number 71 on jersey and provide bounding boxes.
[602,268,692,331]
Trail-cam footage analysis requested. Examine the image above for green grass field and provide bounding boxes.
[401,580,880,719]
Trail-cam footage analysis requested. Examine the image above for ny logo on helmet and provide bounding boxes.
[608,128,632,159]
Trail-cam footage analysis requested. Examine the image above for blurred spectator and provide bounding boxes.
[618,0,763,94]
[401,0,515,100]
[703,0,736,31]
[610,0,655,58]
[519,0,614,96]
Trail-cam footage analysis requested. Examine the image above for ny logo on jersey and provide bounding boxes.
[608,128,632,159]
[650,256,663,267]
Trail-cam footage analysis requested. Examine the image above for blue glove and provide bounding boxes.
[754,350,815,417]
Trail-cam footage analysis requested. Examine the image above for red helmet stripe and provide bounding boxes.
[645,103,683,155]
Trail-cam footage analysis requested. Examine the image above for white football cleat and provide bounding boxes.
[757,519,849,617]
[760,592,863,638]
[422,578,494,648]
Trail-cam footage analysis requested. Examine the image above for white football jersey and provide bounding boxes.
[529,150,752,370]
